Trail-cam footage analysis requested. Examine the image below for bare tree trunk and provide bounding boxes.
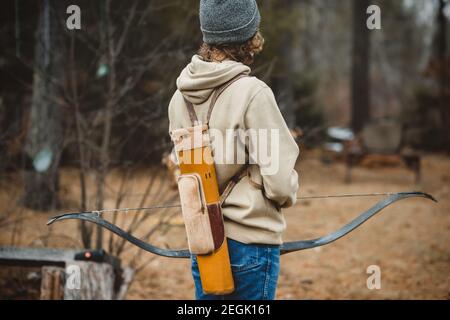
[24,0,63,210]
[351,0,371,132]
[69,31,92,248]
[276,0,296,128]
[95,0,115,250]
[436,0,449,151]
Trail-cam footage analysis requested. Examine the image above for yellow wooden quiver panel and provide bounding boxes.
[178,146,234,295]
[196,241,234,295]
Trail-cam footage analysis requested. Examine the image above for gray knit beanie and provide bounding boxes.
[199,0,261,45]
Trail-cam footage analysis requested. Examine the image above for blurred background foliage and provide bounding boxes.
[0,0,448,209]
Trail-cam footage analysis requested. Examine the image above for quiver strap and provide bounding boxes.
[183,74,248,126]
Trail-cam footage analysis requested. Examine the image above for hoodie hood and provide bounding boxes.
[176,55,251,105]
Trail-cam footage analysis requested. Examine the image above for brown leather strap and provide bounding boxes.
[206,74,248,124]
[183,98,199,126]
[219,165,249,205]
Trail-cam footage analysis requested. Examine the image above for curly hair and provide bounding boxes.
[198,31,265,66]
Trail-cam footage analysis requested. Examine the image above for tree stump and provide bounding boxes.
[40,267,65,300]
[64,261,115,300]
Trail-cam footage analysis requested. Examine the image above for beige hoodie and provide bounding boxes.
[168,55,299,245]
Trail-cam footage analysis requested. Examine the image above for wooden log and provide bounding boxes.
[360,154,404,168]
[40,266,65,300]
[114,267,134,300]
[64,261,115,300]
[1,247,122,299]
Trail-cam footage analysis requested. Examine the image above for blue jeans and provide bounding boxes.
[191,238,280,300]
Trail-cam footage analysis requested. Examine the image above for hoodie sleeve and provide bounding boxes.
[244,85,300,208]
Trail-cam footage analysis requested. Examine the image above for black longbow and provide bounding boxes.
[47,192,436,258]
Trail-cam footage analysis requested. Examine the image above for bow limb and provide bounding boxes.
[280,191,437,254]
[47,213,191,258]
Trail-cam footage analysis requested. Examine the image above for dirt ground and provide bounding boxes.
[0,151,449,299]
